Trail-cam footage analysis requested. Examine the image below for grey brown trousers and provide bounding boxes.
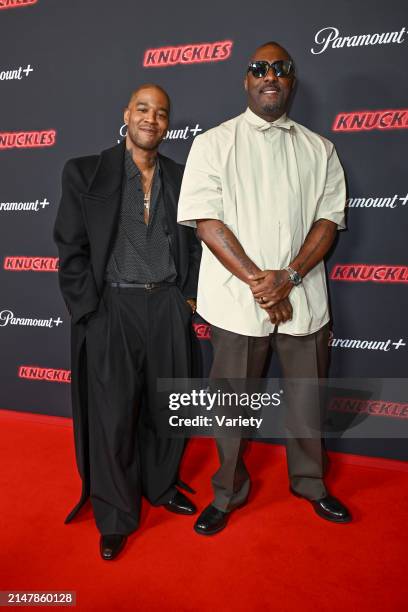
[209,323,330,512]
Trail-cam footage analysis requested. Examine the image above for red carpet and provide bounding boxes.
[1,409,407,611]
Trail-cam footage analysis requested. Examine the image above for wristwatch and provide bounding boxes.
[285,266,302,286]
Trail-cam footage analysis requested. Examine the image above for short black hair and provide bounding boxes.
[252,41,294,63]
[128,84,171,114]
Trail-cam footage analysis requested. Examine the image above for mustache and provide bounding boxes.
[259,84,281,93]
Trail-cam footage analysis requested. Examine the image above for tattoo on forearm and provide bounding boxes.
[214,227,257,275]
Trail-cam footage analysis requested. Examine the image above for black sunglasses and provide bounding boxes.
[247,60,294,79]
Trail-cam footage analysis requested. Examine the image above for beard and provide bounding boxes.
[127,126,163,151]
[261,101,284,115]
[260,91,285,116]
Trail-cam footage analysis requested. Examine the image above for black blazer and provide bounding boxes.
[54,141,201,323]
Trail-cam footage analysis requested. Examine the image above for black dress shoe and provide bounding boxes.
[100,534,127,560]
[163,490,197,515]
[194,504,229,535]
[290,488,351,523]
[311,495,351,523]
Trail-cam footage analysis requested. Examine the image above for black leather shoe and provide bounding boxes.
[163,490,197,515]
[194,504,229,535]
[290,488,351,523]
[311,495,351,523]
[100,534,127,560]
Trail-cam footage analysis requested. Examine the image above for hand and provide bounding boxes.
[186,299,197,313]
[266,298,293,326]
[249,269,292,308]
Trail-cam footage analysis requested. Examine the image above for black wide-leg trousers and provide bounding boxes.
[85,284,193,535]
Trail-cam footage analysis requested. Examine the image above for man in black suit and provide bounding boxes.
[54,84,201,560]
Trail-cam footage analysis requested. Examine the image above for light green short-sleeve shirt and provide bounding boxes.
[177,107,346,337]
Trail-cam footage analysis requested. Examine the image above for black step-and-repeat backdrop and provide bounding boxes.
[1,0,407,459]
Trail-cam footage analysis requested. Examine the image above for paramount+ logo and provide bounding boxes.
[311,26,406,55]
[143,40,233,68]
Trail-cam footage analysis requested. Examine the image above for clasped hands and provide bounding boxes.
[248,269,293,326]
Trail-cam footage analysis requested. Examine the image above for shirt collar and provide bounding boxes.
[243,107,294,131]
[124,149,161,179]
[124,148,140,179]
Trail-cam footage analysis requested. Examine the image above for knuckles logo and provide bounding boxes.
[0,130,56,150]
[18,365,71,383]
[3,256,59,271]
[330,264,408,283]
[333,109,408,132]
[0,0,37,9]
[193,323,211,340]
[143,40,233,67]
[329,397,408,420]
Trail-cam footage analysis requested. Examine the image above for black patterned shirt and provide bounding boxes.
[105,149,177,283]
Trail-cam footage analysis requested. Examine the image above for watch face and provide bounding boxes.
[286,267,301,285]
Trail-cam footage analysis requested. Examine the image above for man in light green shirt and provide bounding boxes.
[178,41,351,534]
